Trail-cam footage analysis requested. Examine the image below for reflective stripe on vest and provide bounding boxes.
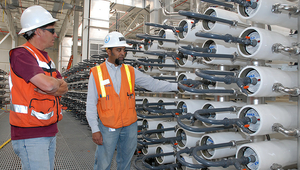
[23,46,56,70]
[10,103,55,120]
[31,110,54,120]
[124,64,132,93]
[96,64,132,97]
[96,65,107,98]
[10,103,27,114]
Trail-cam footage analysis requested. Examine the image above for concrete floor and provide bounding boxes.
[0,109,141,170]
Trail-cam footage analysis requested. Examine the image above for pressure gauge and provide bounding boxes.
[245,69,260,94]
[244,108,260,133]
[243,147,259,170]
[244,31,260,55]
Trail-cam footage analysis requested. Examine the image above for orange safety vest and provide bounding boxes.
[9,41,63,127]
[90,62,136,129]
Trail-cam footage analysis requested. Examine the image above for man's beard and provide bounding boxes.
[115,58,124,65]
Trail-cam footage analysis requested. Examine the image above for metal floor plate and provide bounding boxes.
[0,109,139,170]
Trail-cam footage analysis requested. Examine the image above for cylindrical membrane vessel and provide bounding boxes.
[201,101,245,127]
[202,39,248,66]
[141,140,159,155]
[177,19,206,43]
[236,139,297,170]
[156,121,178,138]
[158,29,187,49]
[203,7,248,36]
[155,144,176,164]
[176,128,203,149]
[237,0,298,30]
[237,27,297,61]
[177,99,208,114]
[237,103,297,136]
[238,66,297,97]
[177,52,211,69]
[199,132,246,159]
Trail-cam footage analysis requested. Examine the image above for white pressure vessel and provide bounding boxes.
[201,101,245,127]
[177,99,208,114]
[158,29,187,49]
[202,39,248,66]
[175,128,203,149]
[142,119,168,131]
[236,139,297,170]
[238,66,297,97]
[177,53,211,69]
[199,132,246,159]
[237,27,297,61]
[158,58,193,72]
[156,121,178,138]
[177,19,206,43]
[203,7,248,36]
[155,144,176,164]
[238,103,297,136]
[237,0,298,30]
[142,141,159,155]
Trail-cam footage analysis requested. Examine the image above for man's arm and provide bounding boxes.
[134,68,178,92]
[30,73,68,96]
[86,72,103,145]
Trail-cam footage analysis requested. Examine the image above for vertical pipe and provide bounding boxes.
[297,1,300,169]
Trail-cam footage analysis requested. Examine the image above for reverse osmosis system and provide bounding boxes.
[62,0,300,169]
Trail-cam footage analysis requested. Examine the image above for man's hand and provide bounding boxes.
[92,131,103,145]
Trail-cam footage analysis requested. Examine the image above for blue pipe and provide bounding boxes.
[178,10,234,25]
[226,0,257,9]
[136,34,178,43]
[180,45,215,53]
[135,59,177,67]
[143,102,182,114]
[195,32,257,46]
[178,80,235,94]
[192,143,256,169]
[194,109,255,133]
[200,0,234,8]
[177,113,233,133]
[141,152,180,170]
[195,70,257,95]
[175,147,207,169]
[178,46,234,58]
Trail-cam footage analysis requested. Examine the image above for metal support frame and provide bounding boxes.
[72,0,80,66]
[298,1,300,169]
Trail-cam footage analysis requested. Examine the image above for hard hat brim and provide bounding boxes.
[18,18,58,34]
[101,44,131,49]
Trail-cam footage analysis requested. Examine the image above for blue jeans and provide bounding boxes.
[12,136,56,170]
[94,120,137,170]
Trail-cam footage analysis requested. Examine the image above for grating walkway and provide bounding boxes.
[0,109,140,170]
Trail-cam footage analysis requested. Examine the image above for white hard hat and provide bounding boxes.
[101,31,130,49]
[18,5,58,34]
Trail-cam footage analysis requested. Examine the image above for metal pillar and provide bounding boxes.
[72,0,80,66]
[297,1,300,169]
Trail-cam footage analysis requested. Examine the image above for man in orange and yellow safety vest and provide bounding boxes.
[86,31,178,170]
[9,5,68,170]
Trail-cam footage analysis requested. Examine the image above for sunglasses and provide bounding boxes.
[40,28,55,34]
